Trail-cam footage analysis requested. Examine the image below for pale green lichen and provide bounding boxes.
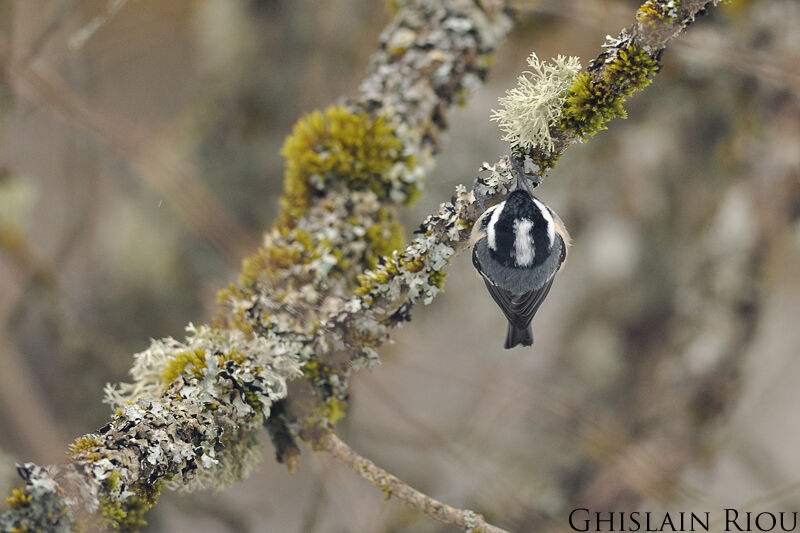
[0,464,74,533]
[491,53,582,151]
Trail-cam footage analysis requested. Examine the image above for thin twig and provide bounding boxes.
[320,431,512,533]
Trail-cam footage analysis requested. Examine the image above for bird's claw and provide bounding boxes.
[472,177,487,211]
[509,152,543,195]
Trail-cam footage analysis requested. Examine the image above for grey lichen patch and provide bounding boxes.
[100,324,302,493]
[355,157,517,308]
[0,324,304,529]
[331,159,515,367]
[359,0,513,168]
[0,464,75,533]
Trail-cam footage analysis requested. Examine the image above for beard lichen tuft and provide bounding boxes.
[491,53,582,152]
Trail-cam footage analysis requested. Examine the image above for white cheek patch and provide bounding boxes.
[486,202,504,251]
[513,218,535,266]
[533,198,555,247]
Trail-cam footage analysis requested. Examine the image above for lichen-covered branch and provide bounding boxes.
[321,432,510,533]
[2,1,514,530]
[509,0,726,173]
[1,0,733,531]
[214,0,514,457]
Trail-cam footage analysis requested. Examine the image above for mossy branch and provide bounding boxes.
[0,0,728,531]
[1,1,514,531]
[509,0,725,174]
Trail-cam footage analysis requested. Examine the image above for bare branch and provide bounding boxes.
[321,432,511,533]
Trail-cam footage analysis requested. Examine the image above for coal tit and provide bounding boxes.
[471,183,570,349]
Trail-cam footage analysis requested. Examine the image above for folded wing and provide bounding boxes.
[480,273,555,330]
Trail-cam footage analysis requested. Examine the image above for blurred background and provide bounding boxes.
[1,0,799,531]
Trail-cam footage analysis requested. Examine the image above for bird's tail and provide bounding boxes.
[505,323,533,349]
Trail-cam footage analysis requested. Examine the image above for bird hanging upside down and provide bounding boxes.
[471,177,570,349]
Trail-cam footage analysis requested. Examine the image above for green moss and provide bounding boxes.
[604,45,660,94]
[636,0,682,26]
[68,436,103,457]
[560,45,659,138]
[5,488,32,508]
[105,470,121,492]
[428,269,447,291]
[98,481,162,533]
[221,348,246,367]
[399,254,425,273]
[323,397,348,425]
[303,359,343,388]
[243,390,264,412]
[214,288,256,336]
[529,150,563,172]
[99,499,126,530]
[561,72,626,138]
[161,346,253,386]
[278,105,418,228]
[354,254,403,297]
[68,435,110,464]
[161,348,207,385]
[364,219,406,269]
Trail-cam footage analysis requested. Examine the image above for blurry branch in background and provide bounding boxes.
[17,0,81,67]
[68,0,129,51]
[0,0,741,532]
[5,60,258,266]
[0,218,67,463]
[0,3,67,467]
[0,168,132,464]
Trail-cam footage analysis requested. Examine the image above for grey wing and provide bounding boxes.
[481,274,555,329]
[472,239,560,329]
